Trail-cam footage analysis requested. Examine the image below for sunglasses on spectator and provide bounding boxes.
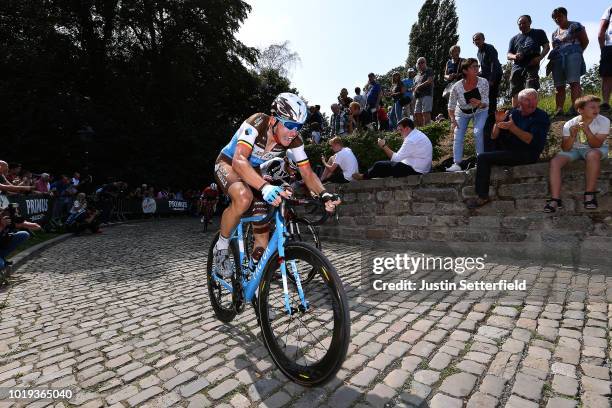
[276,118,303,131]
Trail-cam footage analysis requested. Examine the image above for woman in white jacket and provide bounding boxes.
[446,58,489,172]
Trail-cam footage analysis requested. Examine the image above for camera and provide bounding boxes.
[2,203,25,226]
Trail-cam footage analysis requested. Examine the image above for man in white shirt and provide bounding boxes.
[320,137,359,183]
[353,87,367,111]
[352,118,432,179]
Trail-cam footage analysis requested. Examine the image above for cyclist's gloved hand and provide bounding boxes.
[320,191,341,213]
[261,184,284,205]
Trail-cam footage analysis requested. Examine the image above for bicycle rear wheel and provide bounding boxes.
[206,233,239,322]
[257,241,350,387]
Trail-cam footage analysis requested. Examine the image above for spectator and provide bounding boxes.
[549,7,589,116]
[443,45,464,97]
[0,207,41,270]
[329,103,348,136]
[473,32,502,114]
[598,5,612,111]
[389,72,407,127]
[6,163,21,184]
[413,57,434,126]
[347,101,369,133]
[0,161,35,195]
[307,105,323,128]
[34,173,50,193]
[320,137,359,184]
[66,192,87,225]
[18,170,33,187]
[338,88,353,111]
[71,172,81,186]
[352,118,432,180]
[446,58,490,172]
[365,73,382,125]
[507,15,550,107]
[310,122,322,144]
[353,87,366,110]
[402,68,417,119]
[545,95,609,212]
[466,89,550,208]
[377,102,390,131]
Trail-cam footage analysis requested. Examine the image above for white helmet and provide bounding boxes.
[210,183,217,191]
[270,93,308,127]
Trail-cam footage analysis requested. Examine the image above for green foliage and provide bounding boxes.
[304,121,450,172]
[0,0,297,189]
[407,0,459,116]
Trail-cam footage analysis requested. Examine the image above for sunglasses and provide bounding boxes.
[276,117,303,131]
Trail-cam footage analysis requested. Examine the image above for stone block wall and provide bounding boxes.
[320,160,612,267]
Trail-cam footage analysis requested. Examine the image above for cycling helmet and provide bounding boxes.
[270,93,308,126]
[285,151,298,170]
[210,183,217,191]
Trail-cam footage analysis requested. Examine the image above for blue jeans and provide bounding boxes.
[453,109,487,163]
[391,99,403,127]
[0,231,30,268]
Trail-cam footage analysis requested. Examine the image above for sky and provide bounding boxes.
[237,0,609,116]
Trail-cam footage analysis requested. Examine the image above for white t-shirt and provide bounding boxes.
[391,128,433,174]
[602,7,612,46]
[562,114,610,149]
[353,94,367,110]
[333,147,359,181]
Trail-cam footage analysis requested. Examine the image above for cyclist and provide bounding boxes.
[213,92,340,277]
[200,183,219,223]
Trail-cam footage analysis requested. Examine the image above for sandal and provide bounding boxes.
[543,198,563,213]
[584,192,598,210]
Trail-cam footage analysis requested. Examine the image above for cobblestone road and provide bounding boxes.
[0,219,610,408]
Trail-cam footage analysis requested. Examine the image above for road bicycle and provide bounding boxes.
[244,198,322,284]
[206,198,350,387]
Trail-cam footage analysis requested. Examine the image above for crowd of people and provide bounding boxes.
[309,5,612,212]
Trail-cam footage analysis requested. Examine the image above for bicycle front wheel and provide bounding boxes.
[257,241,350,387]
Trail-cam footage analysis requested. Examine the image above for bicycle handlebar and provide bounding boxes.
[284,197,334,226]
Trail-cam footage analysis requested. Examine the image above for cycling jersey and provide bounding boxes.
[202,187,219,200]
[259,157,292,185]
[219,113,309,168]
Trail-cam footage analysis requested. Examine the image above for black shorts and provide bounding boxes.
[600,46,612,77]
[509,67,540,96]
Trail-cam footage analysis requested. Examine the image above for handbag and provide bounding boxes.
[442,58,463,99]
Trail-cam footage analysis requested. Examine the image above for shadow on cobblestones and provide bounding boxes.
[0,219,609,408]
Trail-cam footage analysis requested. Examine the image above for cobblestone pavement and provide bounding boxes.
[0,218,610,408]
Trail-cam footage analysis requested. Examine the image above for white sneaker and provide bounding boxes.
[213,248,233,278]
[446,163,462,172]
[200,216,205,223]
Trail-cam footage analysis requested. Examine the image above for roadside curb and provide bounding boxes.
[8,233,73,270]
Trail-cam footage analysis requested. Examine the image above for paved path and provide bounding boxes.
[0,219,610,407]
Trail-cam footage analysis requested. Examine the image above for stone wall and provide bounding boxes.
[320,160,612,267]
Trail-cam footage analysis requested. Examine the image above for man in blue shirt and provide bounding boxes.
[507,15,550,108]
[467,88,550,209]
[365,73,382,126]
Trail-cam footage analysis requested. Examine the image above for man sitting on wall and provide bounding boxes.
[353,118,432,179]
[320,137,359,184]
[466,88,550,208]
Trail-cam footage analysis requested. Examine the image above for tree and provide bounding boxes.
[0,0,262,188]
[406,0,459,115]
[254,41,301,78]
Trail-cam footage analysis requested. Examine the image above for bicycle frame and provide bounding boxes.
[212,202,309,315]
